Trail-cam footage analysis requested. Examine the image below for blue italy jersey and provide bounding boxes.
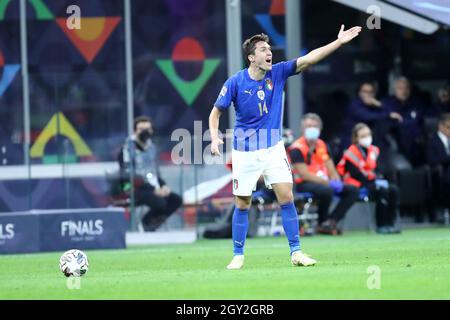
[214,59,298,151]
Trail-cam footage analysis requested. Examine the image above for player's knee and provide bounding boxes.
[277,190,294,204]
[235,196,252,209]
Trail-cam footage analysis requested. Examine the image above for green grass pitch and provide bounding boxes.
[1,227,449,299]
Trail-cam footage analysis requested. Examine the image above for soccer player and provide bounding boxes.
[209,25,362,269]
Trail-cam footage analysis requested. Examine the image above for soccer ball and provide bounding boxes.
[59,249,89,277]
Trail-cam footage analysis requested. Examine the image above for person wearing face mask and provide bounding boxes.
[288,113,359,235]
[337,123,400,234]
[118,116,182,231]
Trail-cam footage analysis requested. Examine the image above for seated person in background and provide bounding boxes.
[426,113,450,210]
[288,113,359,235]
[381,76,425,165]
[337,123,401,234]
[118,116,182,231]
[342,82,403,150]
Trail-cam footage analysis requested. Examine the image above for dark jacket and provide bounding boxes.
[117,136,166,192]
[427,132,450,169]
[347,97,390,124]
[341,97,390,148]
[381,96,424,125]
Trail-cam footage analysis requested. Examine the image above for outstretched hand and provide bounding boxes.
[337,24,362,45]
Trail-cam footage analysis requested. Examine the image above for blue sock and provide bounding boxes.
[232,207,249,256]
[280,202,301,255]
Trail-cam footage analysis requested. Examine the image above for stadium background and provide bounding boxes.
[0,0,449,300]
[1,0,448,213]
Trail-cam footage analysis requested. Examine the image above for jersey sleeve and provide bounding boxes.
[213,77,236,111]
[274,59,298,81]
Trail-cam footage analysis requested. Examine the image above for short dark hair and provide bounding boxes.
[439,113,450,125]
[134,115,152,131]
[242,33,270,66]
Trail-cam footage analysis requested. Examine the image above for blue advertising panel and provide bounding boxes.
[0,208,127,254]
[0,212,39,254]
[37,208,128,251]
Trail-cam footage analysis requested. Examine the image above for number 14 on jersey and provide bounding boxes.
[258,101,268,116]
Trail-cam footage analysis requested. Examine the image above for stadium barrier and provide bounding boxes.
[0,208,127,254]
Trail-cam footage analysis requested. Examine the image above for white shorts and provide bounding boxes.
[231,141,293,196]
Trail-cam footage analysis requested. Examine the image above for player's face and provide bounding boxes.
[250,41,272,71]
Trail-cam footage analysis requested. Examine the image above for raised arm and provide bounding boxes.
[295,25,362,73]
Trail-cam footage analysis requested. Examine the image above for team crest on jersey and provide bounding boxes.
[219,86,227,97]
[265,78,273,90]
[233,179,239,190]
[257,90,265,100]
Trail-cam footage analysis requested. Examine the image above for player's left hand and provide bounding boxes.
[337,24,362,45]
[211,138,224,156]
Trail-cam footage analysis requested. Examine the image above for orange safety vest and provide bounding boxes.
[337,144,379,187]
[287,136,330,184]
